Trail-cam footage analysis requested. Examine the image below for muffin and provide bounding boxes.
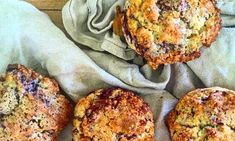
[73,87,154,141]
[122,0,221,69]
[167,87,235,141]
[0,64,72,141]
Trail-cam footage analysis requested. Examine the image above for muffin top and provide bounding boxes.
[167,87,235,141]
[73,88,154,141]
[0,64,72,141]
[122,0,221,69]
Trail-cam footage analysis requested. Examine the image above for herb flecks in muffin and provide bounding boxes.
[122,0,221,69]
[0,64,72,141]
[73,87,154,141]
[167,87,235,141]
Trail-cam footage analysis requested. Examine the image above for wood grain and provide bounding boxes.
[25,0,69,31]
[26,0,68,10]
[44,10,65,31]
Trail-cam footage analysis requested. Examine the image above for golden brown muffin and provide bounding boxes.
[167,87,235,141]
[73,88,154,141]
[0,64,72,141]
[122,0,221,69]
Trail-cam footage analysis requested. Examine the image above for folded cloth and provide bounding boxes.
[61,0,235,140]
[217,0,235,26]
[0,0,234,140]
[0,0,176,140]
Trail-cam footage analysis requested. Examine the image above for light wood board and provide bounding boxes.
[26,0,68,31]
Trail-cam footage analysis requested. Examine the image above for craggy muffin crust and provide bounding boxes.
[122,0,221,69]
[167,87,235,141]
[0,64,72,141]
[73,88,154,141]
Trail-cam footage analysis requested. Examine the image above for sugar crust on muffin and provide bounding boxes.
[73,87,154,141]
[167,87,235,141]
[122,0,221,69]
[0,64,72,141]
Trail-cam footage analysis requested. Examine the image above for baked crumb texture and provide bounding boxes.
[167,87,235,141]
[122,0,221,69]
[73,88,154,141]
[0,64,72,141]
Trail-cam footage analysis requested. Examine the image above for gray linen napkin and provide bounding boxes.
[0,0,176,140]
[61,0,235,140]
[0,0,234,140]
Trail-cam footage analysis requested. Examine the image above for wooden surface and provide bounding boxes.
[26,0,69,31]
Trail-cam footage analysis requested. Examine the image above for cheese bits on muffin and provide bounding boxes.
[122,0,221,69]
[0,64,72,140]
[73,88,154,141]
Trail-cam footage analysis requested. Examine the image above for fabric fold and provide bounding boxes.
[0,0,178,140]
[187,28,235,90]
[61,0,235,140]
[217,1,235,27]
[0,0,235,140]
